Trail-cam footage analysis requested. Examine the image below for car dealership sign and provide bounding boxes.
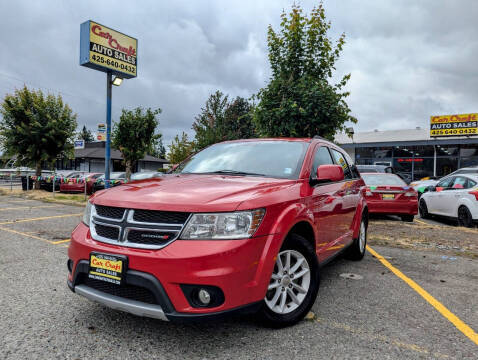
[80,20,137,78]
[430,113,478,137]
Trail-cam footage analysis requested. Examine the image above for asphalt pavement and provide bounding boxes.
[0,194,477,359]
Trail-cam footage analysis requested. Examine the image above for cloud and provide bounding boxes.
[1,0,477,146]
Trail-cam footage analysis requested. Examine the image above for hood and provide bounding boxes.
[91,174,296,212]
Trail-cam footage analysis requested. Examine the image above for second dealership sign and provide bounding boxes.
[430,113,478,137]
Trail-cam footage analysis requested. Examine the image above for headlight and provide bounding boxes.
[82,201,92,226]
[180,209,265,240]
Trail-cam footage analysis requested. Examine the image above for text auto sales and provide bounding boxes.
[430,121,477,130]
[90,42,136,65]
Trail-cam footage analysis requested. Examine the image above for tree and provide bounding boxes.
[150,136,166,159]
[253,4,356,140]
[0,86,77,187]
[167,132,195,165]
[224,96,255,140]
[112,107,161,181]
[192,91,256,150]
[192,91,229,150]
[78,125,94,142]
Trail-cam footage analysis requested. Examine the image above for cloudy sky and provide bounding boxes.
[1,0,477,146]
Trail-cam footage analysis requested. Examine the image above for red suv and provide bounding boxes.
[68,138,368,327]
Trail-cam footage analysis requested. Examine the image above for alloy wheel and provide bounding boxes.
[359,220,366,253]
[265,250,311,314]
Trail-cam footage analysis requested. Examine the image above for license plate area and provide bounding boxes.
[88,252,127,285]
[381,194,395,200]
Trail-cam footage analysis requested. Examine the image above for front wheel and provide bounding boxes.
[259,234,319,328]
[419,199,429,219]
[458,206,473,228]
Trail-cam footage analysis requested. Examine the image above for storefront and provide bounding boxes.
[336,128,478,182]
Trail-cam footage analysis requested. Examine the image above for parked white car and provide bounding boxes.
[419,174,478,227]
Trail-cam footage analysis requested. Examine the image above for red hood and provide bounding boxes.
[91,174,297,212]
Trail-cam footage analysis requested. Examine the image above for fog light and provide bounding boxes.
[198,289,211,305]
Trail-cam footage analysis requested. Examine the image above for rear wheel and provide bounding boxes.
[419,199,429,219]
[458,206,473,228]
[344,216,367,261]
[259,234,319,328]
[401,214,414,222]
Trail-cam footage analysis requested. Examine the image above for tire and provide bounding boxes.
[344,216,367,261]
[258,233,320,328]
[401,214,414,222]
[419,199,429,219]
[458,206,473,228]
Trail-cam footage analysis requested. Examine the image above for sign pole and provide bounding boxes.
[105,72,112,189]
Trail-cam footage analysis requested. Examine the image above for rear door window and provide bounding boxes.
[330,149,353,180]
[452,177,467,189]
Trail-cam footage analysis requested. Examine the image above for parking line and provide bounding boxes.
[0,226,54,244]
[0,205,60,212]
[0,213,82,225]
[414,219,429,226]
[367,245,478,346]
[51,239,70,244]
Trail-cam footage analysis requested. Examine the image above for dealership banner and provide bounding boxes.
[80,20,137,78]
[430,113,478,137]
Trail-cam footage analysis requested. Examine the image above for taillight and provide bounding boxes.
[365,187,373,196]
[404,191,417,197]
[469,190,478,201]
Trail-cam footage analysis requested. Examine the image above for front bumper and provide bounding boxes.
[68,223,280,321]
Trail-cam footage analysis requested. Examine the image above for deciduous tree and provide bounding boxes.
[0,86,77,188]
[112,107,161,181]
[167,132,195,165]
[253,4,356,140]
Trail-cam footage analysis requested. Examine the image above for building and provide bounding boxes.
[56,142,168,172]
[336,127,478,182]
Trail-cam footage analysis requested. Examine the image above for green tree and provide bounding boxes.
[192,91,228,150]
[0,86,77,187]
[112,107,161,181]
[150,136,166,159]
[192,91,256,150]
[167,132,195,165]
[78,125,94,142]
[224,96,255,140]
[253,4,356,140]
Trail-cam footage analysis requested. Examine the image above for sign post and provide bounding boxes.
[80,20,137,190]
[105,72,112,188]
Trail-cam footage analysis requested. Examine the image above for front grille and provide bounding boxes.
[127,229,177,245]
[133,209,190,224]
[83,277,156,304]
[95,205,125,220]
[95,224,119,240]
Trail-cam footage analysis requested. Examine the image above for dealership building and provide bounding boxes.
[336,127,478,182]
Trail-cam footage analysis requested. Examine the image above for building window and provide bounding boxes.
[411,145,434,157]
[460,144,478,157]
[436,157,458,176]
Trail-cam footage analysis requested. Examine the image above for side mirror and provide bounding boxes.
[314,164,345,184]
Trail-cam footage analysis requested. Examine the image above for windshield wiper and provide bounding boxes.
[201,170,267,177]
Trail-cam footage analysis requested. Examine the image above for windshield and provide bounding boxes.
[176,141,309,179]
[361,174,406,186]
